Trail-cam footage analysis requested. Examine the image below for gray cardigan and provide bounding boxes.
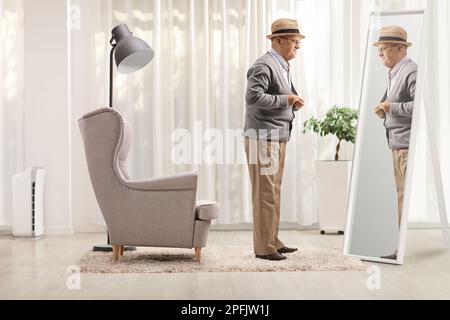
[381,59,417,150]
[244,52,298,142]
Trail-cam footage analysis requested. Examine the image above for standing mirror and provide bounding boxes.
[344,11,425,265]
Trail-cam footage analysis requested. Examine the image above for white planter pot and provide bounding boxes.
[316,161,352,234]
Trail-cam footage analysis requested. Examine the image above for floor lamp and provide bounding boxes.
[93,24,154,252]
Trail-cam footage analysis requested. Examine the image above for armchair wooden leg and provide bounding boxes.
[195,247,202,263]
[112,245,119,262]
[119,246,124,257]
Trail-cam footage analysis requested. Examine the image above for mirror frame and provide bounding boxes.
[343,10,426,265]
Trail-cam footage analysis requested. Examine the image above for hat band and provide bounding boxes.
[378,36,407,42]
[272,29,300,35]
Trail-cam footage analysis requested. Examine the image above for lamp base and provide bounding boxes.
[92,245,137,252]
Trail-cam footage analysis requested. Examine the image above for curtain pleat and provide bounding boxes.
[0,0,24,227]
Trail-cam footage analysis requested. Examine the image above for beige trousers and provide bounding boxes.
[392,149,409,227]
[245,138,287,255]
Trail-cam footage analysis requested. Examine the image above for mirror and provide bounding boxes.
[344,11,425,265]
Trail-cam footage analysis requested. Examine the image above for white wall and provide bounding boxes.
[23,0,72,234]
[0,0,24,229]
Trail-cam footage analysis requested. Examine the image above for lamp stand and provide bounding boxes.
[91,37,137,253]
[109,40,117,108]
[81,25,153,253]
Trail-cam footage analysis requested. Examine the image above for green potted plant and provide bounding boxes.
[303,106,358,161]
[303,106,358,235]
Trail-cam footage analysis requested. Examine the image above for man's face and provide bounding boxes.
[276,36,301,61]
[377,44,405,69]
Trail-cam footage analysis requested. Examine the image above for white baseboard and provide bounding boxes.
[211,222,449,231]
[0,225,12,236]
[63,222,450,234]
[73,224,107,233]
[70,223,318,233]
[44,226,75,235]
[408,223,450,229]
[2,225,75,236]
[211,222,319,231]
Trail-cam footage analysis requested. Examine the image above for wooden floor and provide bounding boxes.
[0,230,449,300]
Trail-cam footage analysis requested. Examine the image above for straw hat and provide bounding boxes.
[373,26,412,47]
[266,18,305,40]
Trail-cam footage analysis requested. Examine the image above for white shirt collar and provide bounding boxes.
[389,56,409,79]
[270,49,290,72]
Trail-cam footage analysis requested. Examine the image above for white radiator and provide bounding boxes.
[12,167,46,238]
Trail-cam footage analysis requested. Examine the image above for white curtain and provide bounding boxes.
[1,0,447,229]
[69,0,447,226]
[409,0,450,224]
[0,0,24,228]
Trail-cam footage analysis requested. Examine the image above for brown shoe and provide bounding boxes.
[255,252,286,261]
[277,247,298,254]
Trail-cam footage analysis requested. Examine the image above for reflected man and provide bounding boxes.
[373,26,417,260]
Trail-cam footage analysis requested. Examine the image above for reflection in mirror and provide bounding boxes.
[344,11,424,265]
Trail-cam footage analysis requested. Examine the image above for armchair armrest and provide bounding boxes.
[195,200,220,221]
[123,172,198,191]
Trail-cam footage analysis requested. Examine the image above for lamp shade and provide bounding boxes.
[111,24,154,74]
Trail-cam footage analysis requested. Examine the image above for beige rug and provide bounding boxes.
[78,245,366,273]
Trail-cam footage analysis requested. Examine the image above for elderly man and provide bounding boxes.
[244,18,305,261]
[373,26,417,260]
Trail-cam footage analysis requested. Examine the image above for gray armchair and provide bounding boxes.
[78,108,219,262]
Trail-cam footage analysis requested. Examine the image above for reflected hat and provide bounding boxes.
[266,18,305,40]
[373,26,412,47]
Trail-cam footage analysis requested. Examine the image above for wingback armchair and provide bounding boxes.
[78,108,219,262]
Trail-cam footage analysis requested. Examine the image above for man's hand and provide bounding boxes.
[288,95,299,106]
[374,102,391,119]
[293,98,304,110]
[288,95,305,110]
